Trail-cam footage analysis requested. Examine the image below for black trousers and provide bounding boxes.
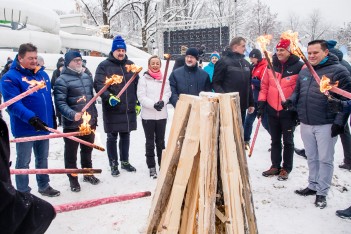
[142,119,167,168]
[268,114,296,172]
[63,128,95,178]
[106,132,130,166]
[340,124,351,164]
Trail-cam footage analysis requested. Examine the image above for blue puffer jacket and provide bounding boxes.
[203,62,215,82]
[53,67,98,129]
[1,56,54,137]
[290,54,351,126]
[169,64,211,107]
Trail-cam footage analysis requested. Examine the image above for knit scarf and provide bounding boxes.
[148,69,163,80]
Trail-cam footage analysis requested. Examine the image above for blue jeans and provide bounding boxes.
[15,140,50,192]
[106,132,130,166]
[244,105,270,142]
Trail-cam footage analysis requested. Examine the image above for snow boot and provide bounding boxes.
[336,206,351,219]
[339,163,351,170]
[83,175,100,185]
[277,169,289,181]
[149,167,157,179]
[295,187,317,196]
[111,166,120,177]
[121,161,136,172]
[315,195,327,209]
[69,177,81,192]
[262,167,280,177]
[39,186,61,197]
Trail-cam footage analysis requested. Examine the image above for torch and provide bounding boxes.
[159,54,171,101]
[248,118,261,157]
[116,64,143,99]
[0,80,46,110]
[257,35,286,102]
[10,131,89,143]
[10,168,102,175]
[280,30,351,99]
[81,74,123,113]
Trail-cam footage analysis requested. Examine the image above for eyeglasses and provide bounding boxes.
[72,58,83,63]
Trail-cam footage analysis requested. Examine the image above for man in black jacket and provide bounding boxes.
[172,45,187,71]
[94,35,139,176]
[285,40,351,209]
[212,36,255,124]
[0,118,56,233]
[169,47,211,107]
[54,51,100,192]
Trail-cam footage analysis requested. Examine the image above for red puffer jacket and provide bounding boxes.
[258,54,304,115]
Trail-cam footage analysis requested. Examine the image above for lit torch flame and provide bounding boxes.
[256,35,273,60]
[320,75,339,93]
[164,54,171,59]
[78,111,93,135]
[105,74,123,85]
[125,64,142,73]
[77,96,86,103]
[22,77,46,89]
[280,30,305,59]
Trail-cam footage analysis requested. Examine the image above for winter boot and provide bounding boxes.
[262,167,280,177]
[295,187,317,196]
[315,195,327,209]
[294,148,307,159]
[277,169,289,181]
[39,186,61,197]
[149,167,157,179]
[121,161,136,172]
[69,177,81,192]
[111,166,120,177]
[339,163,351,170]
[83,175,100,185]
[336,206,351,219]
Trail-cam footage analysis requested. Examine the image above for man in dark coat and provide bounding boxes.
[172,45,187,71]
[169,47,211,107]
[0,59,13,118]
[54,51,100,192]
[51,58,64,126]
[212,36,255,124]
[1,43,60,197]
[286,40,351,209]
[94,35,139,176]
[0,117,56,234]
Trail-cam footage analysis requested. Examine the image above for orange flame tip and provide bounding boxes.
[320,75,339,93]
[164,54,171,59]
[22,77,46,88]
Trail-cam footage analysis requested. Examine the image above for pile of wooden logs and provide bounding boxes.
[145,93,257,234]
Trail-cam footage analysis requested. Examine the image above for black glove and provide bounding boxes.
[328,96,343,113]
[29,117,49,132]
[154,101,165,111]
[256,101,266,119]
[281,99,293,110]
[52,115,57,130]
[331,124,345,138]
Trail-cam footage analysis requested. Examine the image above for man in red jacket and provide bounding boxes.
[258,39,304,180]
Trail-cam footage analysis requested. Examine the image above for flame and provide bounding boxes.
[77,96,87,103]
[164,54,171,59]
[320,75,339,93]
[280,30,305,58]
[22,77,46,88]
[79,111,93,135]
[256,35,272,52]
[125,64,142,73]
[105,74,123,85]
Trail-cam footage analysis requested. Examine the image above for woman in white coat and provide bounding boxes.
[137,55,171,178]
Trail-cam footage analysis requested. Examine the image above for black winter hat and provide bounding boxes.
[249,49,262,60]
[64,51,82,67]
[186,47,199,60]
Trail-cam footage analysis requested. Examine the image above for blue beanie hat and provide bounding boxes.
[186,47,199,60]
[112,35,127,52]
[210,51,220,60]
[64,51,82,67]
[326,40,337,49]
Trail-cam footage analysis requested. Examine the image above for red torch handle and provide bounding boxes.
[81,83,111,113]
[54,191,151,213]
[116,71,140,99]
[248,118,261,157]
[10,168,102,175]
[159,57,171,101]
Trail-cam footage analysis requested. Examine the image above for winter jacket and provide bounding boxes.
[137,72,171,120]
[53,67,98,129]
[0,60,13,93]
[172,55,185,71]
[169,64,211,107]
[94,53,139,133]
[259,54,304,117]
[51,60,64,90]
[290,54,351,126]
[203,62,215,82]
[0,118,56,234]
[329,48,351,74]
[1,56,54,137]
[212,51,254,111]
[251,59,268,102]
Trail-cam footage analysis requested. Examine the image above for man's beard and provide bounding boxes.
[69,66,83,73]
[186,62,195,67]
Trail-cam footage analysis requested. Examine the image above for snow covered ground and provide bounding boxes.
[3,101,350,234]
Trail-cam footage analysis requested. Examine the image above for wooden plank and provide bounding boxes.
[215,208,229,224]
[146,95,195,234]
[160,98,201,234]
[218,94,245,234]
[231,97,258,234]
[179,152,200,234]
[198,96,220,234]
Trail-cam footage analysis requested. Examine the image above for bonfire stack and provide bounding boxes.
[145,93,258,234]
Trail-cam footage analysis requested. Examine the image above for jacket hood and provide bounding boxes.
[329,48,343,61]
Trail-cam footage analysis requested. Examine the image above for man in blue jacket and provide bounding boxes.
[1,43,60,197]
[169,47,211,107]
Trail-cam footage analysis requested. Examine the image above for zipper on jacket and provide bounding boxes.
[121,65,130,132]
